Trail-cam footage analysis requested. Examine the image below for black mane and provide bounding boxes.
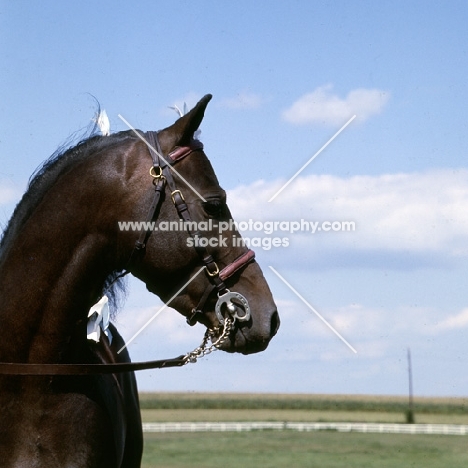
[1,126,137,313]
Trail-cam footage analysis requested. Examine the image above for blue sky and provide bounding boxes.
[1,1,468,396]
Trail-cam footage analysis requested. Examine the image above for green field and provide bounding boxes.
[139,393,468,467]
[142,432,468,468]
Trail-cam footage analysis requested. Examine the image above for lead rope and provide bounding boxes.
[0,318,235,375]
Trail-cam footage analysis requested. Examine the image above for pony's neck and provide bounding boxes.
[0,157,126,364]
[0,230,111,364]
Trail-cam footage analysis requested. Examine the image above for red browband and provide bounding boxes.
[168,140,204,163]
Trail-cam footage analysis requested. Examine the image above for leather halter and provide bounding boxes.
[0,132,255,375]
[140,131,255,326]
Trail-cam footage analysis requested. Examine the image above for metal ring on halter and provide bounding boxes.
[149,166,163,178]
[215,290,251,325]
[171,189,185,204]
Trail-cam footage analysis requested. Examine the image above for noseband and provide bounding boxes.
[131,131,256,328]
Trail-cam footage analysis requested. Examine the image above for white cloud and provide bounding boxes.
[218,91,265,110]
[436,308,468,330]
[226,169,468,267]
[282,84,390,126]
[275,297,468,360]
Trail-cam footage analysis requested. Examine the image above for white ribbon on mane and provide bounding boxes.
[93,109,110,136]
[87,295,113,344]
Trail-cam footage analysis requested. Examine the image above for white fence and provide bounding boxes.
[143,422,284,433]
[287,423,468,435]
[143,422,468,436]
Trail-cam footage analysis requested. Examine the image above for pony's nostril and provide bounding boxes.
[270,311,280,337]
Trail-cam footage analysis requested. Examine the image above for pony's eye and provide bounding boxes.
[203,200,226,218]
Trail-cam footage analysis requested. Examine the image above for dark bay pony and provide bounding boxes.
[0,95,279,468]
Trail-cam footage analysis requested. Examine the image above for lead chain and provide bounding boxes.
[183,317,233,364]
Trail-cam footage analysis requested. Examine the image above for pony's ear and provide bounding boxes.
[159,94,212,151]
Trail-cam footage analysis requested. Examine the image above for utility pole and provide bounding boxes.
[406,347,415,423]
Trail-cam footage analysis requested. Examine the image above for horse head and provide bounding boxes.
[121,95,280,354]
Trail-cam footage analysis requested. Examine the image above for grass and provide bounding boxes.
[141,431,468,468]
[139,393,468,467]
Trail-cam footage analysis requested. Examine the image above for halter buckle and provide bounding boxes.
[205,262,220,277]
[171,189,185,204]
